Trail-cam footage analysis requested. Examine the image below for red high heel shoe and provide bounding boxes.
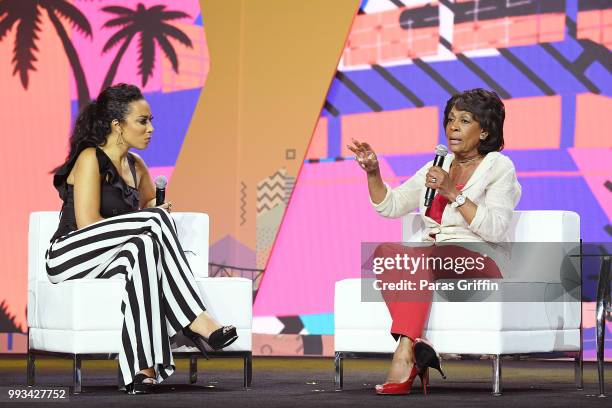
[376,338,446,395]
[375,365,422,395]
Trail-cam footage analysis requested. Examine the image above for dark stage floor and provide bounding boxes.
[0,356,611,407]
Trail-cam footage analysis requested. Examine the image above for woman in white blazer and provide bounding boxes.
[349,89,521,396]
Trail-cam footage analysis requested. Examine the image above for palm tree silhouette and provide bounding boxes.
[0,0,92,108]
[101,3,192,91]
[0,300,21,333]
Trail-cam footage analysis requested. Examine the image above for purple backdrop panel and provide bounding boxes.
[138,88,202,167]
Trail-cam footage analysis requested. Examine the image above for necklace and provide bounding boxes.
[456,155,483,165]
[451,155,483,184]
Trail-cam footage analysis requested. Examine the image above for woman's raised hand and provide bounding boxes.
[347,139,380,174]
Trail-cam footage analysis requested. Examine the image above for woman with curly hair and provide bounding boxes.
[349,89,521,395]
[47,83,238,394]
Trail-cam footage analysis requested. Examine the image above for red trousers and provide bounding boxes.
[373,243,502,341]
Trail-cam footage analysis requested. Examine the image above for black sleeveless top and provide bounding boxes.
[51,146,140,241]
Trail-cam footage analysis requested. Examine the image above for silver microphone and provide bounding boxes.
[424,144,448,207]
[154,175,167,206]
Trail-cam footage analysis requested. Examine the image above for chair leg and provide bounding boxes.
[595,256,611,397]
[189,356,198,384]
[334,352,343,390]
[243,352,252,389]
[73,355,82,394]
[117,365,125,391]
[26,352,35,386]
[574,354,583,390]
[492,355,502,396]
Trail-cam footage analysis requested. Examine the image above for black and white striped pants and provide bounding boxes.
[45,208,206,386]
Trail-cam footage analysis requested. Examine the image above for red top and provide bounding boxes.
[425,184,465,224]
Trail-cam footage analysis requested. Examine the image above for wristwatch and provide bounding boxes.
[450,193,466,208]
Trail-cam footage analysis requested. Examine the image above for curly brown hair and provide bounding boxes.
[53,83,144,173]
[443,88,505,155]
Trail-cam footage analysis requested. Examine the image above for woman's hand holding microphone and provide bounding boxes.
[157,202,173,212]
[144,199,173,212]
[424,166,459,202]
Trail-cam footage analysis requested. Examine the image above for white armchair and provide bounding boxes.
[27,211,253,393]
[334,211,582,395]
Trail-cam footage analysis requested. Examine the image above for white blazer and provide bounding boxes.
[372,152,522,243]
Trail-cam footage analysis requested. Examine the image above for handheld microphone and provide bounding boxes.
[155,175,167,206]
[424,144,448,207]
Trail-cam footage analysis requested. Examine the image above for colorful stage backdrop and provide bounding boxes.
[0,0,610,360]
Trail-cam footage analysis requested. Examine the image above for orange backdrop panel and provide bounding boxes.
[170,0,359,267]
[0,14,70,330]
[306,117,329,160]
[503,95,561,150]
[340,107,439,156]
[574,93,612,148]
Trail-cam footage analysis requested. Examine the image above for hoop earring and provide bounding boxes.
[116,132,125,146]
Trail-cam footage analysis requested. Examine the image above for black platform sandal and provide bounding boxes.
[183,325,239,358]
[125,373,159,395]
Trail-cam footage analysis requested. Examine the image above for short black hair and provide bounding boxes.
[443,88,505,154]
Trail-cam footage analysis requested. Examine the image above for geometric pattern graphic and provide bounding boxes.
[452,0,566,52]
[577,0,612,48]
[256,204,286,275]
[257,169,295,215]
[253,0,612,357]
[257,169,296,271]
[252,315,334,356]
[343,4,439,66]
